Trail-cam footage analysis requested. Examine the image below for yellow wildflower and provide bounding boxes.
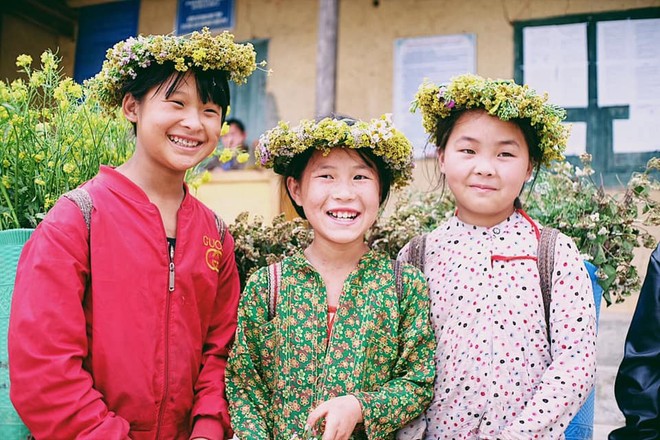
[16,54,33,68]
[236,152,250,164]
[221,121,230,136]
[219,148,234,163]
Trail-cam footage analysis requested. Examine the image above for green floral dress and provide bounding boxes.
[226,249,436,439]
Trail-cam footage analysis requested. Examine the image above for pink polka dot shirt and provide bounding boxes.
[398,210,597,440]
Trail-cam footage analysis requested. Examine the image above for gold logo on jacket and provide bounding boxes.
[203,235,223,272]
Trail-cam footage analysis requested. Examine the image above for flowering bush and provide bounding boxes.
[525,155,659,305]
[229,212,313,288]
[0,51,134,230]
[229,155,659,305]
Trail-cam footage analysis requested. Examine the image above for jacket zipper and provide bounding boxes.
[168,243,175,291]
[156,241,175,439]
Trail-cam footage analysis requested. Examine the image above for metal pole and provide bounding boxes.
[316,0,338,118]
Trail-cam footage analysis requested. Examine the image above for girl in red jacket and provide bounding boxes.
[8,29,257,440]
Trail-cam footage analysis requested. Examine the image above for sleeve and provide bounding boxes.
[499,233,598,440]
[351,265,437,439]
[609,245,660,440]
[225,268,273,438]
[8,199,131,440]
[190,229,242,440]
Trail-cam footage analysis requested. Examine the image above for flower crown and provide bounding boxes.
[87,27,259,110]
[256,115,415,188]
[411,74,570,166]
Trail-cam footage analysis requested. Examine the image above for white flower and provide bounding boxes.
[597,227,608,235]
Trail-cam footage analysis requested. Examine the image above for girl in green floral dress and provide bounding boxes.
[226,115,436,440]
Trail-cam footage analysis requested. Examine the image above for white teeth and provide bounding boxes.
[329,211,357,219]
[169,136,200,148]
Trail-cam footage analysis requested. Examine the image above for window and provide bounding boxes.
[514,8,660,185]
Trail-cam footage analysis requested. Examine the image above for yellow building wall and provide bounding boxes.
[137,0,660,124]
[194,169,284,224]
[0,15,75,81]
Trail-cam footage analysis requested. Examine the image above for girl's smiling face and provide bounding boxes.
[439,110,533,227]
[287,148,381,249]
[122,72,223,177]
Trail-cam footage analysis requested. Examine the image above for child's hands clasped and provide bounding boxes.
[304,395,364,440]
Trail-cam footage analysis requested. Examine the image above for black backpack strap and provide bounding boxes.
[266,262,282,321]
[62,188,93,231]
[538,227,559,342]
[408,233,428,273]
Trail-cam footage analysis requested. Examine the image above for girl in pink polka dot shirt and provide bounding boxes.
[398,74,597,440]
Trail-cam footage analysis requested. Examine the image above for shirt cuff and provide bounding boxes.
[190,415,224,440]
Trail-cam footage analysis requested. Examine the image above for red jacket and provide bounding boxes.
[9,166,240,440]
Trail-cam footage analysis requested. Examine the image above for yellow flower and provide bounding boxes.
[44,195,55,210]
[63,163,75,174]
[33,153,45,163]
[219,148,233,163]
[35,178,46,186]
[221,121,230,136]
[16,54,32,68]
[236,152,250,164]
[1,176,11,189]
[40,51,58,72]
[192,48,206,63]
[29,71,46,88]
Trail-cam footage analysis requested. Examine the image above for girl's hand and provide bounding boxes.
[305,395,364,440]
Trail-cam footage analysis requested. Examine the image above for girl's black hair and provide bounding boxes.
[432,109,542,209]
[121,61,231,133]
[283,116,393,219]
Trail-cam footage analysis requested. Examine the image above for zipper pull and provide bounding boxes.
[168,242,175,292]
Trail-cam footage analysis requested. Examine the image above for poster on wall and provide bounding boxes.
[522,23,588,156]
[176,0,234,35]
[598,18,660,153]
[522,18,660,156]
[393,34,476,158]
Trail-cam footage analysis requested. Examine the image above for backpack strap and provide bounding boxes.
[538,227,559,341]
[212,212,227,245]
[408,233,428,273]
[266,261,282,321]
[62,188,93,231]
[392,260,404,302]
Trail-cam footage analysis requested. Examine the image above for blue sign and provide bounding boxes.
[176,0,234,34]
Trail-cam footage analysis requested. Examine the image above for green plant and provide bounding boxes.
[525,155,659,305]
[0,51,134,230]
[229,212,313,288]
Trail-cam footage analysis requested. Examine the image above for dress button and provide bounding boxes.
[493,227,500,234]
